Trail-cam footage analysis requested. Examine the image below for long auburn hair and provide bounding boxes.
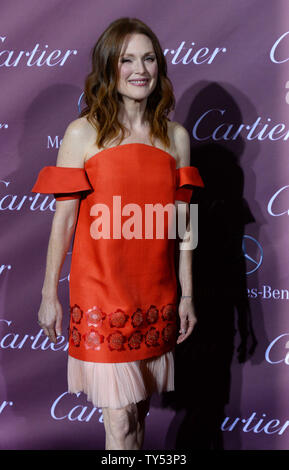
[79,17,175,150]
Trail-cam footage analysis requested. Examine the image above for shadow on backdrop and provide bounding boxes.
[157,82,260,450]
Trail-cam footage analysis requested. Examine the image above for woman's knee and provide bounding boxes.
[104,403,138,437]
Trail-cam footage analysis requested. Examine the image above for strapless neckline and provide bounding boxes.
[84,142,177,168]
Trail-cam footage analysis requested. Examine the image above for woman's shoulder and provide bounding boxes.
[55,117,99,168]
[168,120,190,141]
[65,116,98,140]
[65,116,100,155]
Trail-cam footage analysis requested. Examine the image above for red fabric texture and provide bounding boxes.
[31,166,93,200]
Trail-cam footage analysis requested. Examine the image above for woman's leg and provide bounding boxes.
[102,402,139,450]
[102,396,151,450]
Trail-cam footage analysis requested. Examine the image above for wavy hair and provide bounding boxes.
[79,17,175,150]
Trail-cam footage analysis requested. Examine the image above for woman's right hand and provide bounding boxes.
[37,295,63,344]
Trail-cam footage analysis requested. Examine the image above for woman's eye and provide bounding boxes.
[121,57,155,63]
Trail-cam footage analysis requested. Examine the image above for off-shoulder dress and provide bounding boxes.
[31,143,204,409]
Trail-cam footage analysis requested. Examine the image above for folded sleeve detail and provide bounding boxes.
[31,166,93,200]
[175,166,204,203]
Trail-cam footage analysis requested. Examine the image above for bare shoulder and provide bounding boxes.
[169,121,191,167]
[63,116,96,144]
[66,116,96,136]
[56,116,96,168]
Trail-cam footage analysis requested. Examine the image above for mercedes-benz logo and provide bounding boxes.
[77,92,84,114]
[242,235,263,275]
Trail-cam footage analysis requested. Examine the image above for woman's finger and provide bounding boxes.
[179,315,187,335]
[39,321,57,344]
[47,326,57,343]
[177,318,197,344]
[55,315,62,337]
[41,325,50,337]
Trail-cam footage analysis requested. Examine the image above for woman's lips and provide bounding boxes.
[128,79,149,86]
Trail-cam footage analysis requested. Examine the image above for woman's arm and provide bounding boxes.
[176,201,197,344]
[177,202,193,297]
[173,123,197,344]
[37,119,90,343]
[38,200,79,343]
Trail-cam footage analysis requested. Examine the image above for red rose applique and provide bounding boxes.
[108,309,128,328]
[128,331,143,350]
[161,303,176,321]
[70,326,81,347]
[162,323,175,343]
[70,304,83,324]
[85,305,106,327]
[146,305,159,324]
[83,328,104,351]
[131,308,144,328]
[107,331,126,351]
[144,327,160,347]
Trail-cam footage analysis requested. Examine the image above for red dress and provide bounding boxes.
[31,143,204,407]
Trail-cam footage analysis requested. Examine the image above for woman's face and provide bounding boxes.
[117,33,158,103]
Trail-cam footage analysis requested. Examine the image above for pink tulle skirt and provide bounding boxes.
[67,349,175,409]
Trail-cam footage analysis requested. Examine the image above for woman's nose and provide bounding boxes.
[134,59,146,73]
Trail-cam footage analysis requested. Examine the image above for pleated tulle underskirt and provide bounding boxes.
[67,349,175,409]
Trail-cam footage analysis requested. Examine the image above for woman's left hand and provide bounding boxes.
[176,297,197,344]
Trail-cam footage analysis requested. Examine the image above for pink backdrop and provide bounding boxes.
[1,0,289,450]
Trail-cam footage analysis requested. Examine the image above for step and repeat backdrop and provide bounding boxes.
[1,0,289,450]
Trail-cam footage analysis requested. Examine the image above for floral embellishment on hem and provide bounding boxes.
[85,305,106,328]
[146,305,159,324]
[161,303,176,321]
[108,309,128,328]
[70,326,81,347]
[128,331,143,350]
[131,308,144,328]
[83,328,104,351]
[70,304,83,324]
[68,302,177,354]
[145,327,160,347]
[107,331,126,351]
[162,323,175,343]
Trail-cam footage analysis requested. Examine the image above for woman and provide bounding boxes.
[31,17,204,450]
